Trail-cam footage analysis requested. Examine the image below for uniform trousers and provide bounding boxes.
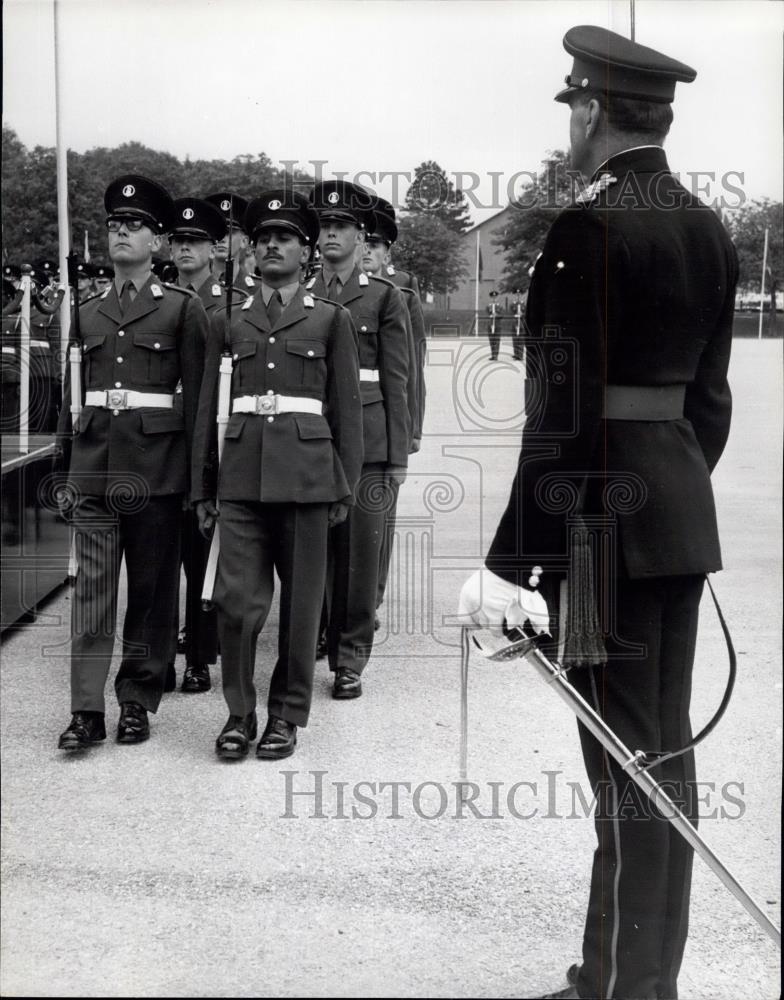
[376,476,401,610]
[327,463,394,675]
[214,500,329,727]
[567,573,705,1000]
[70,493,183,714]
[178,506,219,665]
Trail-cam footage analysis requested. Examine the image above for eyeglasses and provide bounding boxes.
[107,217,148,233]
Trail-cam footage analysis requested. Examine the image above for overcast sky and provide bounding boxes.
[3,0,783,225]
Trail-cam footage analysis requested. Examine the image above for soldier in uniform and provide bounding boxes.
[486,289,501,359]
[1,265,23,432]
[460,27,737,1000]
[361,197,427,620]
[55,174,209,751]
[168,196,248,693]
[307,180,410,698]
[510,288,525,361]
[192,190,362,759]
[93,264,114,295]
[204,192,258,295]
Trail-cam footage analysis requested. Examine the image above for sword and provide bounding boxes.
[459,624,781,948]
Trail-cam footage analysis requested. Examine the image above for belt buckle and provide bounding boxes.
[256,394,278,415]
[106,389,128,409]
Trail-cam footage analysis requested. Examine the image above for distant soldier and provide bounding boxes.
[168,196,248,693]
[93,264,115,295]
[192,190,362,759]
[204,192,258,295]
[307,179,409,699]
[510,288,525,361]
[487,290,501,360]
[55,174,209,752]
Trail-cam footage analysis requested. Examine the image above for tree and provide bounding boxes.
[492,150,576,293]
[727,198,783,330]
[404,160,472,234]
[393,213,468,296]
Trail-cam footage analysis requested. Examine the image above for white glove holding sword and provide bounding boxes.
[457,567,550,657]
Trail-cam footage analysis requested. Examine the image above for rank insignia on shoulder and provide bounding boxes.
[359,273,369,286]
[305,276,317,290]
[242,297,253,310]
[151,284,163,299]
[244,275,255,287]
[386,264,396,275]
[303,295,315,308]
[212,284,222,297]
[575,172,618,206]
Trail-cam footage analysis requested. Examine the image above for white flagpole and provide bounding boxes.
[474,231,480,336]
[758,227,769,340]
[53,0,72,385]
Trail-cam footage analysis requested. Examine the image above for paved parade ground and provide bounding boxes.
[1,337,781,999]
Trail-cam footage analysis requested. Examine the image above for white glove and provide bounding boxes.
[457,568,550,657]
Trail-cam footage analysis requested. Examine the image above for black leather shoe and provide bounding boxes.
[176,628,187,654]
[255,716,297,759]
[164,662,177,693]
[332,667,362,699]
[215,712,258,760]
[58,711,106,751]
[316,630,328,660]
[566,964,579,986]
[117,702,150,743]
[181,663,211,693]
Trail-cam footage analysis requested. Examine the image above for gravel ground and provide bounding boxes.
[1,338,780,998]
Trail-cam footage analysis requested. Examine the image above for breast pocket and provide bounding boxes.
[230,341,258,392]
[354,314,378,367]
[131,332,178,385]
[285,339,327,389]
[81,334,106,387]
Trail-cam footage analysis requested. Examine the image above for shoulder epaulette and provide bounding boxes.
[79,290,106,307]
[368,274,394,288]
[162,282,197,297]
[305,276,317,290]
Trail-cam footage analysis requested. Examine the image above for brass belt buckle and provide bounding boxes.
[106,389,128,409]
[256,394,278,415]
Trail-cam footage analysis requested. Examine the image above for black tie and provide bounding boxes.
[267,289,283,326]
[119,280,133,315]
[327,275,340,301]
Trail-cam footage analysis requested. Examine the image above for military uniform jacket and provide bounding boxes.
[387,266,421,301]
[307,268,410,468]
[486,147,738,582]
[399,286,427,444]
[193,277,249,318]
[55,276,208,496]
[191,285,363,505]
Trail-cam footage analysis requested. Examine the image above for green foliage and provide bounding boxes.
[1,127,301,265]
[726,198,783,297]
[404,160,472,235]
[492,150,575,293]
[393,214,468,295]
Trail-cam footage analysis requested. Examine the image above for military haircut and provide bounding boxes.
[576,89,674,141]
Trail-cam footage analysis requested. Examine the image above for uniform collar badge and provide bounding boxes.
[576,172,618,206]
[386,264,396,275]
[212,283,222,297]
[150,283,163,298]
[305,276,317,290]
[359,272,369,286]
[303,294,315,308]
[245,275,254,287]
[242,297,253,310]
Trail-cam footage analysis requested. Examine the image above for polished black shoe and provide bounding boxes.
[215,712,258,760]
[164,661,177,693]
[58,711,106,751]
[255,716,297,759]
[176,628,187,655]
[181,663,211,693]
[117,702,150,743]
[332,667,362,699]
[316,630,328,660]
[566,964,579,986]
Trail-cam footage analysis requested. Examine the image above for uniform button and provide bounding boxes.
[269,336,276,344]
[268,362,275,369]
[115,382,122,388]
[117,356,123,363]
[112,410,120,416]
[118,330,125,337]
[267,416,274,423]
[360,325,368,332]
[233,353,238,360]
[307,350,314,357]
[154,342,161,349]
[266,389,274,395]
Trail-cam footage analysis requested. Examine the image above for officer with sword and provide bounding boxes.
[459,25,743,1000]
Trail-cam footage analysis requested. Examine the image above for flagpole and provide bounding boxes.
[758,227,769,340]
[474,231,480,336]
[53,0,72,383]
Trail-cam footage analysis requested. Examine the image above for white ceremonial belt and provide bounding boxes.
[359,368,380,382]
[85,390,174,410]
[30,340,51,349]
[232,394,323,416]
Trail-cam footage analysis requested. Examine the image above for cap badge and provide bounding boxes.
[182,208,194,220]
[327,192,340,205]
[220,199,231,212]
[122,184,135,197]
[268,199,282,211]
